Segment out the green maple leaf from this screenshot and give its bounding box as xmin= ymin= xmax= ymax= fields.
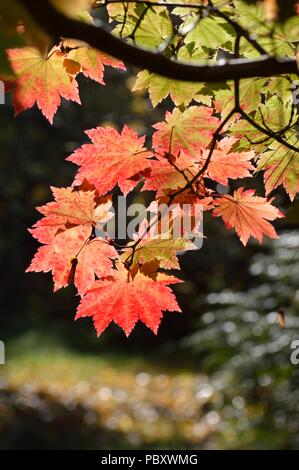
xmin=229 ymin=96 xmax=296 ymax=151
xmin=126 ymin=236 xmax=197 ymax=270
xmin=113 ymin=7 xmax=173 ymax=49
xmin=256 ymin=133 xmax=299 ymax=201
xmin=185 ymin=15 xmax=234 ymax=52
xmin=215 ymin=78 xmax=268 ymax=116
xmin=133 ymin=70 xmax=211 ymax=107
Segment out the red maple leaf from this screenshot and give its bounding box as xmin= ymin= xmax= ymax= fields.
xmin=36 ymin=186 xmax=102 ymax=225
xmin=29 ymin=186 xmax=109 ymax=246
xmin=142 ymin=152 xmax=193 ymax=193
xmin=213 ymin=187 xmax=284 ymax=245
xmin=7 ymin=47 xmax=80 ymax=123
xmin=76 ymin=264 xmax=182 ymax=336
xmin=66 ymin=46 xmax=125 ymax=83
xmin=27 ymin=224 xmax=117 ymax=295
xmin=7 ymin=42 xmax=125 ymax=123
xmin=27 ymin=187 xmax=116 ymax=294
xmin=67 ymin=125 xmax=154 ymax=195
xmin=200 ymin=137 xmax=255 ymax=185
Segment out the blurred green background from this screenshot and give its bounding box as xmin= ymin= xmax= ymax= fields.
xmin=0 ymin=67 xmax=299 ymax=449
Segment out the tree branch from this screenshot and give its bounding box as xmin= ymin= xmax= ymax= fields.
xmin=19 ymin=0 xmax=298 ymax=82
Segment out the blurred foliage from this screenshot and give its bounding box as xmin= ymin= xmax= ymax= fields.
xmin=180 ymin=231 xmax=299 ymax=449
xmin=0 ymin=334 xmax=218 ymax=449
xmin=244 ymin=0 xmax=297 ymax=21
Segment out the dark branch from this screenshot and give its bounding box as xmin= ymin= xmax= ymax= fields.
xmin=239 ymin=109 xmax=299 ymax=153
xmin=19 ymin=0 xmax=298 ymax=82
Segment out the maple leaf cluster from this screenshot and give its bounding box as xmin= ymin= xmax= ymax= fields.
xmin=27 ymin=119 xmax=284 ymax=337
xmin=1 ymin=0 xmax=296 ymax=337
xmin=27 ymin=187 xmax=118 ymax=296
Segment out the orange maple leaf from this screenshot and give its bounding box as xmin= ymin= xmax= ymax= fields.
xmin=142 ymin=152 xmax=193 ymax=193
xmin=27 ymin=187 xmax=116 ymax=294
xmin=7 ymin=44 xmax=125 ymax=122
xmin=29 ymin=186 xmax=110 ymax=246
xmin=66 ymin=46 xmax=125 ymax=83
xmin=36 ymin=186 xmax=101 ymax=225
xmin=67 ymin=125 xmax=154 ymax=195
xmin=213 ymin=187 xmax=284 ymax=245
xmin=27 ymin=224 xmax=117 ymax=295
xmin=7 ymin=47 xmax=80 ymax=123
xmin=200 ymin=137 xmax=255 ymax=185
xmin=76 ymin=265 xmax=182 ymax=336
